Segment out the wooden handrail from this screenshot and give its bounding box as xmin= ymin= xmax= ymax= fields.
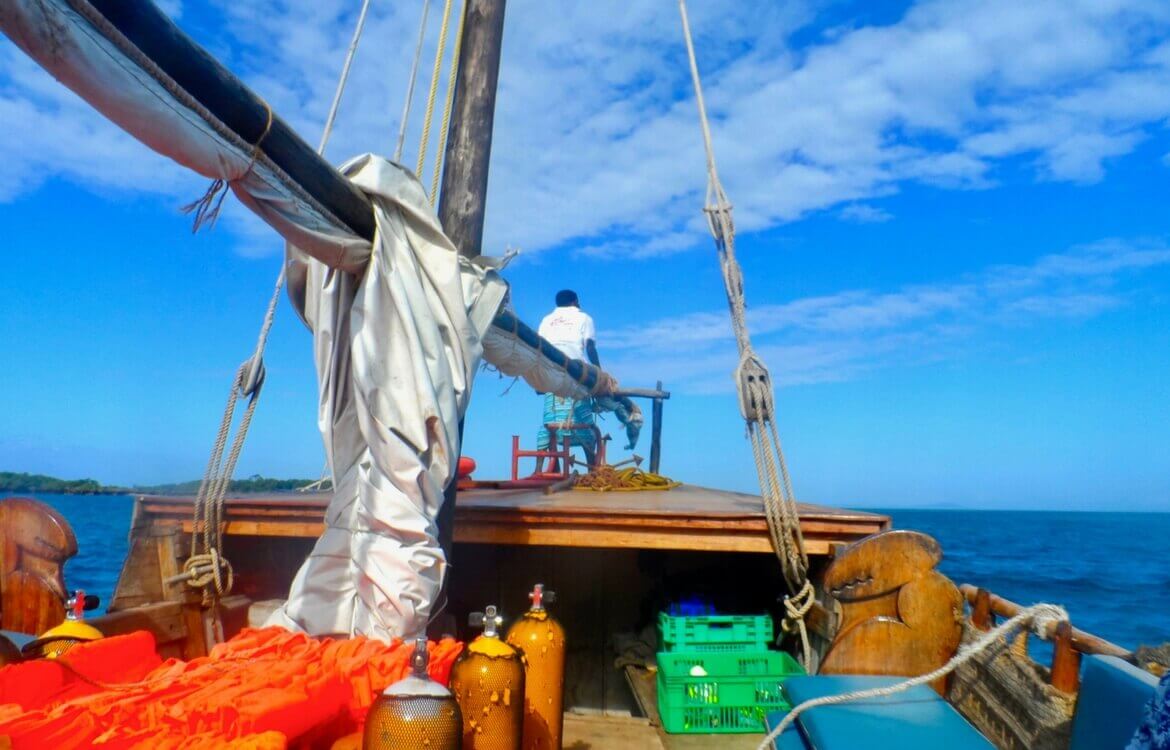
xmin=960 ymin=584 xmax=1130 ymax=658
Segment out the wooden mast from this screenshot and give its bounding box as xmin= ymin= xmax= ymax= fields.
xmin=437 ymin=0 xmax=508 ymax=258
xmin=432 ymin=0 xmax=507 ymax=617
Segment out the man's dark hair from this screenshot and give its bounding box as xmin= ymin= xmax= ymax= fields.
xmin=555 ymin=289 xmax=579 ymax=307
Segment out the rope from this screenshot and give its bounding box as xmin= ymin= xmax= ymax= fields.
xmin=177 ymin=0 xmax=374 ymax=627
xmin=318 ymin=0 xmax=373 ymax=154
xmin=396 ymin=0 xmax=433 ymax=162
xmin=181 ymin=102 xmax=274 ymax=232
xmin=416 ymin=0 xmax=456 ymax=178
xmin=756 ymin=603 xmax=1070 ymax=750
xmin=430 ymin=0 xmax=468 ymax=204
xmin=676 ymin=0 xmax=812 ymax=666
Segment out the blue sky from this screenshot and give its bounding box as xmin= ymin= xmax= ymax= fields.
xmin=1 ymin=0 xmax=1168 ymax=510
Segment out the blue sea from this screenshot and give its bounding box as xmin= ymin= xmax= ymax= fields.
xmin=5 ymin=494 xmax=1169 ymax=651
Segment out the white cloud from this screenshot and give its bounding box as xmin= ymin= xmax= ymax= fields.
xmin=1 ymin=0 xmax=1169 ymax=259
xmin=601 ymin=238 xmax=1170 ymax=390
xmin=839 ymin=204 xmax=892 ymax=223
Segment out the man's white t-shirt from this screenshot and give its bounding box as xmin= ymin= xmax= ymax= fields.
xmin=538 ymin=306 xmax=596 ymax=362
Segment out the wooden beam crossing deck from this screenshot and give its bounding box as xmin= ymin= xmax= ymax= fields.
xmin=139 ymin=485 xmax=888 ymax=555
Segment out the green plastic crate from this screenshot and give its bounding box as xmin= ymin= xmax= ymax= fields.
xmin=656 ymin=650 xmax=804 ymax=734
xmin=658 ymin=612 xmax=774 ymax=653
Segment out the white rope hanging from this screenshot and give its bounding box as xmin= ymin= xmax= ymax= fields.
xmin=182 ymin=0 xmax=375 ymax=631
xmin=677 ymin=0 xmax=815 ymax=669
xmin=395 ymin=0 xmax=433 ymax=162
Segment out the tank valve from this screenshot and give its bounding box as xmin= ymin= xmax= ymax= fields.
xmin=469 ymin=605 xmax=504 ymax=638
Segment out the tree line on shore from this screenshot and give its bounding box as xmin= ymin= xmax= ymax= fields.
xmin=0 ymin=471 xmax=316 ymax=495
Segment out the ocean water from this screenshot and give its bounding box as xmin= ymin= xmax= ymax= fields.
xmin=4 ymin=494 xmax=1167 ymax=651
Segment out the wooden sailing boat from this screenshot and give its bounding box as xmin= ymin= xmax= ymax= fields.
xmin=0 ymin=1 xmax=1163 ymax=748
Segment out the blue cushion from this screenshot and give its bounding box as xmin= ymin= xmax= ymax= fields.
xmin=0 ymin=630 xmax=34 ymax=650
xmin=1070 ymin=655 xmax=1159 ymax=750
xmin=766 ymin=675 xmax=993 ymax=749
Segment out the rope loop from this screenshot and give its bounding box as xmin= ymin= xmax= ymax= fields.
xmin=181 ymin=550 xmax=235 ymax=601
xmin=780 ymin=579 xmax=816 ymax=670
xmin=781 ymin=579 xmax=815 ymax=632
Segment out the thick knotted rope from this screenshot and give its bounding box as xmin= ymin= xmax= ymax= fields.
xmin=757 ymin=603 xmax=1070 ymax=750
xmin=677 ymin=0 xmax=812 ymax=667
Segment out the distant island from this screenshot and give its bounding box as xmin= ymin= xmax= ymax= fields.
xmin=0 ymin=471 xmax=317 ymax=496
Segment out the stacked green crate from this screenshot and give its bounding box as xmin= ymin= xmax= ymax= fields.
xmin=656 ymin=613 xmax=804 ymax=733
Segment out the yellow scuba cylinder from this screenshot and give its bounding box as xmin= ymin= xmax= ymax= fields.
xmin=363 ymin=637 xmax=462 ymax=750
xmin=22 ymin=590 xmax=103 ymax=659
xmin=505 ymin=584 xmax=565 ymax=750
xmin=450 ymin=605 xmax=526 ymax=750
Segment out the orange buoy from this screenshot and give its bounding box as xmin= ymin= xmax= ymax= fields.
xmin=363 ymin=637 xmax=462 ymax=750
xmin=506 ymin=584 xmax=565 ymax=750
xmin=450 ymin=605 xmax=526 ymax=750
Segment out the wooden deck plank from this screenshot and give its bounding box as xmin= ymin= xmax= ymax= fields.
xmin=138 ymin=485 xmax=888 ymax=554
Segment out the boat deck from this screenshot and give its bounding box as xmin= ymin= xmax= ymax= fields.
xmin=138 ymin=484 xmax=888 ymax=555
xmin=117 ymin=486 xmax=888 ymax=720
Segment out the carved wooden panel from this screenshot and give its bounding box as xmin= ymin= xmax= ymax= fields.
xmin=0 ymin=497 xmax=78 ymax=634
xmin=820 ymin=530 xmax=962 ymax=693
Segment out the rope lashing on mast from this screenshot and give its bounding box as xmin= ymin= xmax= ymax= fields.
xmin=175 ymin=0 xmax=375 ymax=627
xmin=676 ymin=0 xmax=815 ymax=669
xmin=755 ymin=603 xmax=1070 ymax=750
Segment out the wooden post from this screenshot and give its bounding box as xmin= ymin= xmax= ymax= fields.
xmin=971 ymin=587 xmax=993 ymax=631
xmin=437 ymin=0 xmax=507 ymax=258
xmin=1051 ymin=621 xmax=1081 ymax=693
xmin=650 ymin=381 xmax=664 ymax=474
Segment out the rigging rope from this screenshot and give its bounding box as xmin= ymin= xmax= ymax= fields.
xmin=416 ymin=0 xmax=456 ymax=180
xmin=396 ymin=0 xmax=433 ymax=162
xmin=677 ymin=0 xmax=814 ymax=669
xmin=430 ymin=0 xmax=467 ymax=204
xmin=178 ymin=0 xmax=374 ymax=632
xmin=755 ymin=604 xmax=1070 ymax=750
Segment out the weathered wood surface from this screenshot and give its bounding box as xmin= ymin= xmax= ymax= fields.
xmin=0 ymin=497 xmax=77 ymax=634
xmin=136 ymin=487 xmax=889 ymax=555
xmin=820 ymin=530 xmax=963 ymax=693
xmin=958 ymin=584 xmax=1130 ymax=658
xmin=562 ymin=713 xmax=664 ymax=750
xmin=438 ymin=0 xmax=507 ymax=258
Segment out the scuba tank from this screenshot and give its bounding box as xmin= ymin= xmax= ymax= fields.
xmin=505 ymin=584 xmax=565 ymax=750
xmin=363 ymin=637 xmax=462 ymax=750
xmin=22 ymin=590 xmax=103 ymax=659
xmin=450 ymin=605 xmax=526 ymax=750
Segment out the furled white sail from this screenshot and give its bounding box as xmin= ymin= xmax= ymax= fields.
xmin=269 ymin=155 xmax=505 ymax=639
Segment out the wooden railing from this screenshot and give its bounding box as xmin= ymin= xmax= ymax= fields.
xmin=960 ymin=583 xmax=1131 ymax=693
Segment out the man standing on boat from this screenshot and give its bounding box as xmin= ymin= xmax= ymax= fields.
xmin=536 ymin=290 xmax=601 ymax=468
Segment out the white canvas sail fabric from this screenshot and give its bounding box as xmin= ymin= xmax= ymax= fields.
xmin=269 ymin=155 xmax=506 ymax=640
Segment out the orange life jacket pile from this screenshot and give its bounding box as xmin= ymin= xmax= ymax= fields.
xmin=0 ymin=626 xmax=462 ymax=749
